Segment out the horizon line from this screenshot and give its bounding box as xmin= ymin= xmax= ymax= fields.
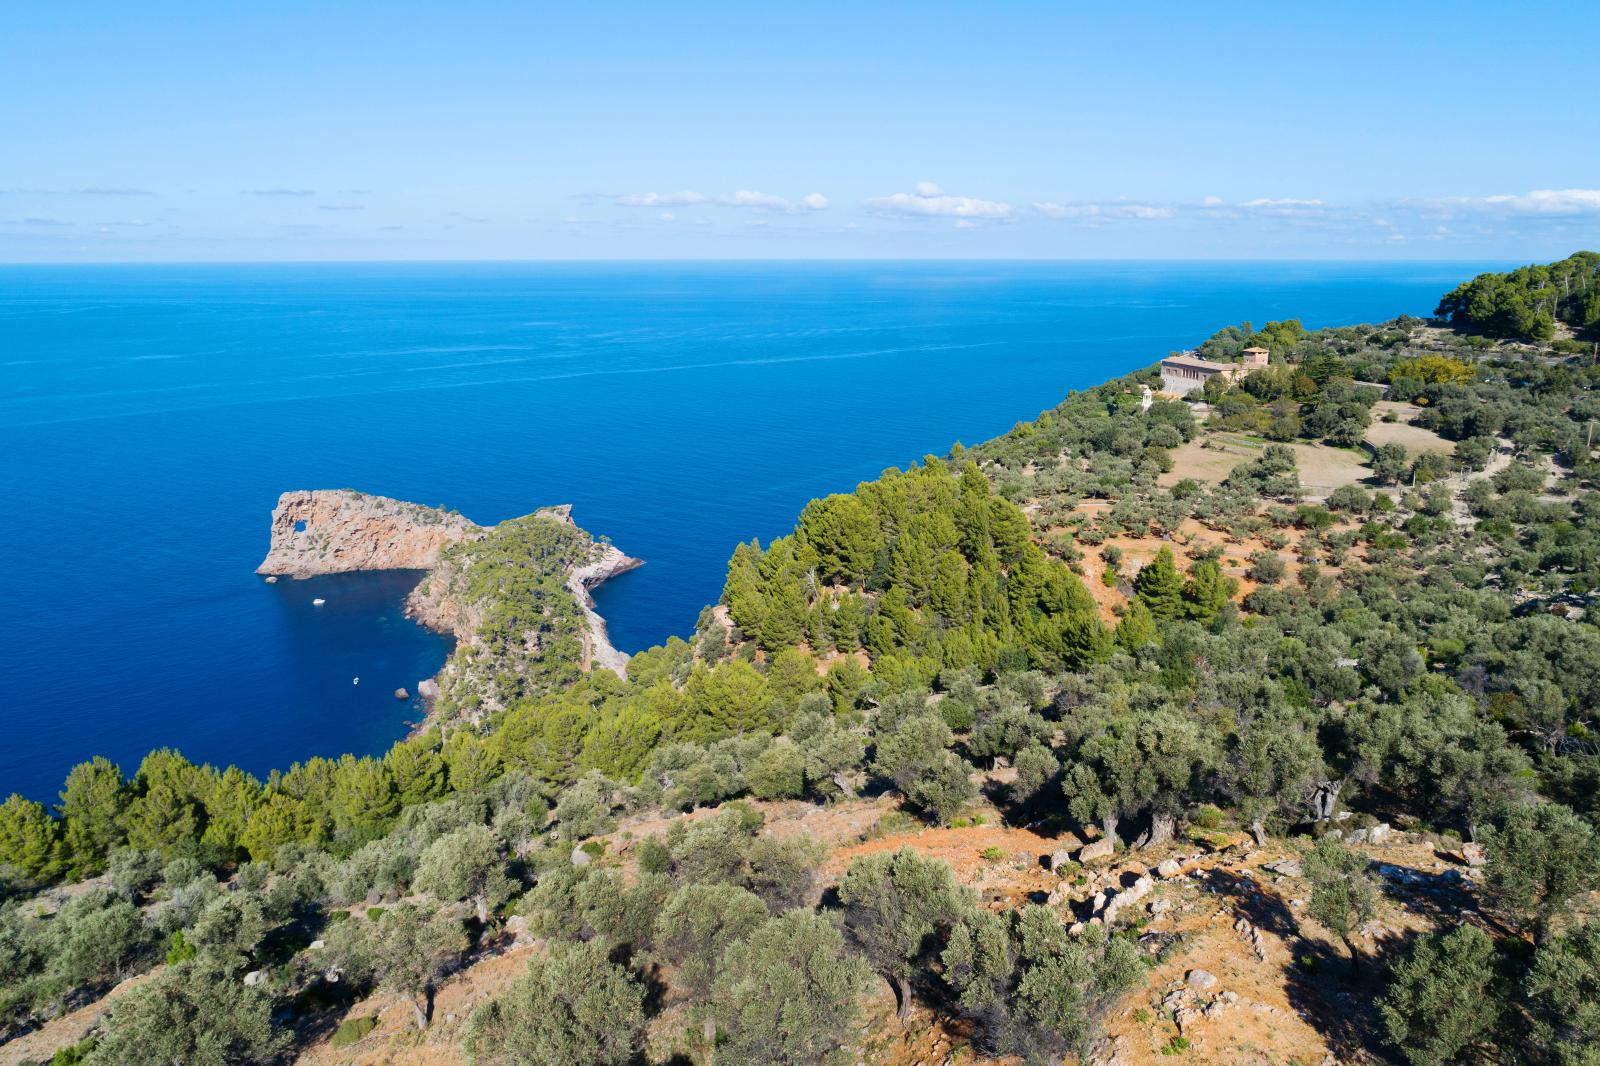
xmin=0 ymin=254 xmax=1535 ymax=267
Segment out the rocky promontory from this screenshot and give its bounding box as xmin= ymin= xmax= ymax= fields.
xmin=258 ymin=491 xmax=640 ymax=721
xmin=257 ymin=490 xmax=481 ymax=578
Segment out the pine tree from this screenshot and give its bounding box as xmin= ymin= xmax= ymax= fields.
xmin=386 ymin=735 xmax=448 ymax=807
xmin=1133 ymin=547 xmax=1185 ymax=620
xmin=685 ymin=661 xmax=774 ymax=739
xmin=59 ymin=755 xmax=127 ymax=873
xmin=1115 ymin=599 xmax=1160 ymax=650
xmin=0 ymin=793 xmax=61 ymax=879
xmin=199 ymin=765 xmax=261 ymax=859
xmin=1182 ymin=558 xmax=1237 ymax=622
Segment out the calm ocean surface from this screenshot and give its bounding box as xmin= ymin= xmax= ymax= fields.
xmin=0 ymin=261 xmax=1496 ymax=800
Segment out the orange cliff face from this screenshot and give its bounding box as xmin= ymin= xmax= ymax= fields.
xmin=255 ymin=489 xmax=483 ymax=578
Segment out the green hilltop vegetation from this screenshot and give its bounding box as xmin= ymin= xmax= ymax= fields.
xmin=5 ymin=254 xmax=1600 ymax=1064
xmin=1436 ymin=250 xmax=1600 ymax=344
xmin=421 ymin=511 xmax=602 ymax=717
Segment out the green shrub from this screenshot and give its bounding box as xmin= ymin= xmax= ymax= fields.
xmin=329 ymin=1015 xmax=378 ymax=1049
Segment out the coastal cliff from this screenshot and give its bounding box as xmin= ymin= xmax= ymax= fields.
xmin=258 ymin=491 xmax=639 ymax=720
xmin=257 ymin=489 xmax=481 ymax=577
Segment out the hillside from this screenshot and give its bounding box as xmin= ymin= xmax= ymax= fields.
xmin=6 ymin=255 xmax=1600 ymax=1066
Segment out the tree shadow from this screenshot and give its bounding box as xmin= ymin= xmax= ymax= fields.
xmin=1366 ymin=859 xmax=1474 ymax=931
xmin=1197 ymin=866 xmax=1407 ymax=1065
xmin=284 ymin=973 xmax=366 ymax=1049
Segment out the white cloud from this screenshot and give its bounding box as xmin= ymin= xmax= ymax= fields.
xmin=615 ymin=191 xmax=706 ymax=207
xmin=1461 ymin=188 xmax=1600 ymax=215
xmin=658 ymin=212 xmax=676 ymax=222
xmin=867 ymin=185 xmax=1013 ymax=220
xmin=718 ymin=189 xmax=829 ymax=213
xmin=953 ymin=219 xmax=977 ymax=229
xmin=1034 ymin=202 xmax=1097 ymax=220
xmin=1201 ymin=195 xmax=1226 ymax=207
xmin=1240 ymin=197 xmax=1325 ymax=208
xmin=1233 ymin=197 xmax=1330 ymax=218
xmin=1034 ymin=201 xmax=1175 ymax=221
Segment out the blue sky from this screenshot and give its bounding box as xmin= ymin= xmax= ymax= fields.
xmin=2 ymin=2 xmax=1596 ymax=261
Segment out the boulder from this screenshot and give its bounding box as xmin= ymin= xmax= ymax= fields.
xmin=1263 ymin=859 xmax=1303 ymax=878
xmin=308 ymin=939 xmax=326 ymax=950
xmin=571 ymin=845 xmax=592 ymax=867
xmin=417 ymin=678 xmax=441 ymax=701
xmin=394 ymin=687 xmax=410 ymax=700
xmin=1101 ymin=875 xmax=1153 ymax=925
xmin=1157 ymin=858 xmax=1182 ymax=878
xmin=1186 ymin=969 xmax=1218 ymax=991
xmin=1078 ymin=837 xmax=1116 ymax=864
xmin=1149 ymin=899 xmax=1173 ymax=916
xmin=1049 ymin=848 xmax=1074 ymax=871
xmin=243 ymin=970 xmax=266 ymax=987
xmin=1369 ymin=822 xmax=1392 ymax=845
xmin=1461 ymin=842 xmax=1487 ymax=867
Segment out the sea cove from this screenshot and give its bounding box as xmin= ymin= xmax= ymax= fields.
xmin=0 ymin=261 xmax=1495 ymax=799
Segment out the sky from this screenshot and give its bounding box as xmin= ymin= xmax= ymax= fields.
xmin=2 ymin=1 xmax=1597 ymax=262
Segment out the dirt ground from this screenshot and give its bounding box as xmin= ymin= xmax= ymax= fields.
xmin=1059 ymin=506 xmax=1356 ymax=626
xmin=6 ymin=795 xmax=1472 ymax=1066
xmin=276 ymin=787 xmax=1471 ymax=1066
xmin=1364 ymin=402 xmax=1454 ymax=456
xmin=0 ymin=967 xmax=163 ymax=1066
xmin=1158 ymin=434 xmax=1372 ymax=500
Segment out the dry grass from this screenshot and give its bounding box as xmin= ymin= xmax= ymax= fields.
xmin=1158 ymin=434 xmax=1372 ymax=500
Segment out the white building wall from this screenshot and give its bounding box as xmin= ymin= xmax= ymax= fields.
xmin=1160 ymin=368 xmax=1209 ymax=395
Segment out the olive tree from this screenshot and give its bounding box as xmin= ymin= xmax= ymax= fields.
xmin=837 ymin=848 xmax=969 ymax=1020
xmin=655 ymin=882 xmax=769 ymax=1063
xmin=328 ymin=901 xmax=468 ymax=1030
xmin=1378 ymin=924 xmax=1504 ymax=1066
xmin=464 ymin=939 xmax=645 ymax=1066
xmin=710 ymin=910 xmax=871 ymax=1066
xmin=1482 ymin=802 xmax=1600 ymax=945
xmin=86 ymin=960 xmax=286 ymax=1066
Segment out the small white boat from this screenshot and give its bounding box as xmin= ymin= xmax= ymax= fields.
xmin=312 ymin=598 xmax=326 ymax=606
xmin=352 ymin=677 xmax=360 ymax=685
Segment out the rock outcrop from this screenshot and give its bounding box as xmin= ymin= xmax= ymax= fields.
xmin=257 ymin=490 xmax=481 ymax=577
xmin=568 ymin=539 xmax=644 ymax=676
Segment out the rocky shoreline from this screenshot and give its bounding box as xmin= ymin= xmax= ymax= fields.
xmin=566 ymin=540 xmax=644 ymax=676
xmin=257 ymin=490 xmax=641 ymax=714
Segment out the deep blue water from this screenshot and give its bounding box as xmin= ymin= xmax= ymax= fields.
xmin=0 ymin=261 xmax=1499 ymax=801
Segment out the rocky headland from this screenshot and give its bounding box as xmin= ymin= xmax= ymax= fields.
xmin=258 ymin=490 xmax=640 ymax=721
xmin=256 ymin=489 xmax=482 ymax=577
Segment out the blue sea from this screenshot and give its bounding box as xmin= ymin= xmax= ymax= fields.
xmin=0 ymin=261 xmax=1497 ymax=801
